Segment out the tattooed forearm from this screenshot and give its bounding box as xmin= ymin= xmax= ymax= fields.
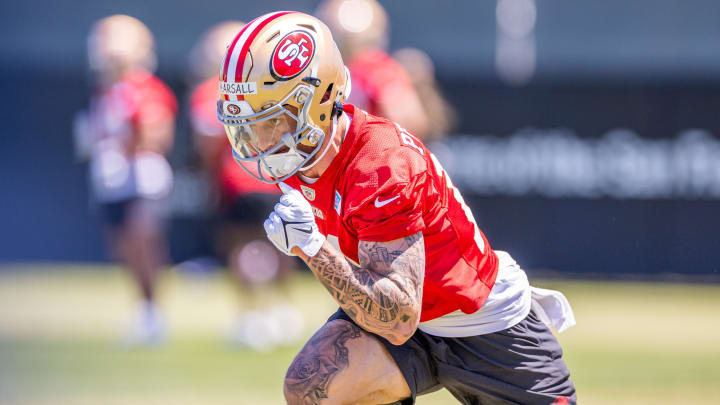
xmin=284 ymin=321 xmax=362 ymax=404
xmin=304 ymin=232 xmax=425 ymax=345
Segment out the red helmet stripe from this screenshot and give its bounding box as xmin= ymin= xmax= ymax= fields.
xmin=221 ymin=17 xmax=258 ymax=82
xmin=233 ymin=11 xmax=295 ymax=83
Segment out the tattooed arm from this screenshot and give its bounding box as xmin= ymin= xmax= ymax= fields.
xmin=295 ymin=232 xmax=425 ymax=345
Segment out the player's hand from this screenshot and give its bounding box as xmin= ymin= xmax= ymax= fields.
xmin=264 ymin=182 xmax=325 ymax=257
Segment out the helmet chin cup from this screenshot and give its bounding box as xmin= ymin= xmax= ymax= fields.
xmin=261 ymin=150 xmax=305 ymax=178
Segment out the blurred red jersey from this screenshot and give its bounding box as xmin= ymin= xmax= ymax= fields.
xmin=346 ymin=48 xmax=415 ymax=116
xmin=189 ymin=77 xmax=279 ymax=198
xmin=87 ymin=69 xmax=177 ymax=202
xmin=283 ymin=105 xmax=498 ymax=322
xmin=92 ymin=69 xmax=177 ymax=144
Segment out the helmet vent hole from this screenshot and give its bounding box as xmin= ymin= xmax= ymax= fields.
xmin=266 ymin=31 xmax=281 ymax=42
xmin=297 ymin=24 xmax=317 ymax=33
xmin=320 ymin=83 xmax=334 ymax=104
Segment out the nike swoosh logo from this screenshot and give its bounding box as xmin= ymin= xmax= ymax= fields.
xmin=282 ymin=219 xmax=314 ymax=235
xmin=290 ymin=226 xmax=313 ymax=234
xmin=374 ymin=195 xmax=400 ymax=208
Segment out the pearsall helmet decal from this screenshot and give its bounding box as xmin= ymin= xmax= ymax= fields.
xmin=270 ymin=30 xmax=315 ymax=81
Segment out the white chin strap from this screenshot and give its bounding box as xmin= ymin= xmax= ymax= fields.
xmin=299 ymin=112 xmax=340 ymax=172
xmin=343 ymin=66 xmax=352 ymax=99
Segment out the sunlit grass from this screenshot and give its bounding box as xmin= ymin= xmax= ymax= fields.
xmin=1 ymin=265 xmax=719 ymax=404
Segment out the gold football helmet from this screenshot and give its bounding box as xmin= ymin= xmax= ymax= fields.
xmin=217 ymin=11 xmax=351 ymax=184
xmin=88 ymin=15 xmax=157 ymax=83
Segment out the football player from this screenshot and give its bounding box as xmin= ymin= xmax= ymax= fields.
xmin=216 ymin=11 xmax=577 ymax=404
xmin=74 ymin=15 xmax=177 ymax=345
xmin=187 ymin=21 xmax=302 ymax=349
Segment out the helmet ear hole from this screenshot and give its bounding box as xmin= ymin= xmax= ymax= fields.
xmin=320 ymin=83 xmax=334 ymax=104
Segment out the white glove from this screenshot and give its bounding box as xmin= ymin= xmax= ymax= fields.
xmin=264 ymin=182 xmax=325 ymax=257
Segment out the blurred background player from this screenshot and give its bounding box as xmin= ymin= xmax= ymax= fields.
xmin=391 ymin=47 xmax=459 ymax=144
xmin=186 ymin=21 xmax=303 ymax=350
xmin=392 ymin=46 xmax=460 ymax=168
xmin=317 ymin=0 xmax=459 ymax=169
xmin=73 ymin=15 xmax=177 ymax=345
xmin=315 ymin=0 xmax=431 ymax=140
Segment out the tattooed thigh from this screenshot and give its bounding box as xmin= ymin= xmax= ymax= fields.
xmin=284 ymin=319 xmax=410 ymax=405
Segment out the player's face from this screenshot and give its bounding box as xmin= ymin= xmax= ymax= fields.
xmin=225 ymin=105 xmax=299 ymax=158
xmin=251 ymin=113 xmax=297 ymax=152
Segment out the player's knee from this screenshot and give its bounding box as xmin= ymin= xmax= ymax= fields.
xmin=282 ymin=349 xmax=344 ymax=405
xmin=282 ymin=376 xmax=298 ymax=405
xmin=283 ymin=347 xmax=312 ymax=404
xmin=283 ymin=321 xmax=362 ymax=404
xmin=283 ymin=362 xmax=336 ymax=405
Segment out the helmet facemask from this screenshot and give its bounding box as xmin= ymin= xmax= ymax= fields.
xmin=219 ymin=83 xmax=327 ymax=184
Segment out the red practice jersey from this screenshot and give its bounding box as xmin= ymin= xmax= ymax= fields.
xmin=346 ymin=48 xmax=415 ymax=117
xmin=91 ymin=69 xmax=177 ymax=145
xmin=284 ymin=105 xmax=499 ymax=322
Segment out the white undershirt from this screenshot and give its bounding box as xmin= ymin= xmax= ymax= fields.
xmin=418 ymin=251 xmax=533 ymax=337
xmin=298 ymin=173 xmax=318 ymax=184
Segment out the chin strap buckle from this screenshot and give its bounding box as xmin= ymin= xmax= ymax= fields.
xmin=332 ymin=101 xmax=343 ymax=118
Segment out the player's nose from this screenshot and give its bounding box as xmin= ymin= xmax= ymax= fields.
xmin=256 ymin=131 xmax=279 ymax=152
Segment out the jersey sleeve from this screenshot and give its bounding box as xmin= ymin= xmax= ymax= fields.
xmin=346 ymin=146 xmax=428 ymax=242
xmin=189 ymin=79 xmax=224 ymax=137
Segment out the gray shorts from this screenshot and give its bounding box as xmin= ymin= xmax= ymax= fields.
xmin=327 ymin=308 xmax=576 ymax=405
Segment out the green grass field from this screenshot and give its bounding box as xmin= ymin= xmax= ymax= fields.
xmin=1 ymin=265 xmax=719 ymax=404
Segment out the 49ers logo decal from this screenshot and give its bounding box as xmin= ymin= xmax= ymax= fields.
xmin=270 ymin=30 xmax=315 ymax=80
xmin=226 ymin=104 xmax=241 ymax=115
